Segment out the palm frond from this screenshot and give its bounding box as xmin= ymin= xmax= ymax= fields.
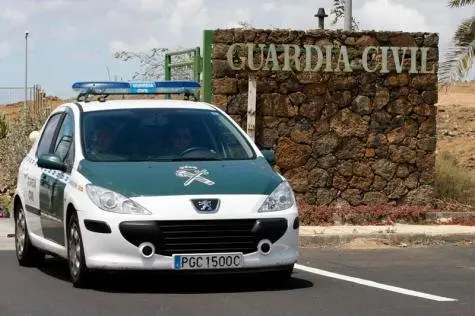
xmin=449 ymin=0 xmax=475 ymax=8
xmin=439 ymin=16 xmax=475 ymax=84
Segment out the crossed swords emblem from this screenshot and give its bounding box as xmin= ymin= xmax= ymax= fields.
xmin=175 ymin=166 xmax=215 ymax=186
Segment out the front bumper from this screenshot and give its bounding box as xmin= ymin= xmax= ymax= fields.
xmin=79 ymin=210 xmax=299 ymax=271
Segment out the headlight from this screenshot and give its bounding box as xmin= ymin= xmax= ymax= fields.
xmin=86 ymin=184 xmax=152 ymax=215
xmin=258 ymin=181 xmax=295 ymax=212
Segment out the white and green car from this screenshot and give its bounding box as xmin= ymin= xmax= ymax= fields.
xmin=13 ymin=81 xmax=299 ymax=287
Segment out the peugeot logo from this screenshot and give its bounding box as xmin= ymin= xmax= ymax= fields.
xmin=191 ymin=199 xmax=220 ymax=213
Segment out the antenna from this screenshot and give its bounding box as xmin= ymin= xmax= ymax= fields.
xmin=106 ymin=66 xmax=111 ymax=80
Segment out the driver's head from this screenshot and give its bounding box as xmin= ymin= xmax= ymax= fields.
xmin=171 ymin=126 xmax=191 ymax=152
xmin=94 ymin=123 xmax=114 ymax=152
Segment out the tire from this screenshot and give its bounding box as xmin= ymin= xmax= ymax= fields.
xmin=265 ymin=264 xmax=294 ymax=283
xmin=15 ymin=204 xmax=45 ymax=267
xmin=67 ymin=212 xmax=91 ymax=288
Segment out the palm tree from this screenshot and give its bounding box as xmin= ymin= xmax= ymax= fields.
xmin=439 ymin=0 xmax=475 ymax=84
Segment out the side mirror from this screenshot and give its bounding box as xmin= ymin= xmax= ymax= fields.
xmin=261 ymin=149 xmax=276 ymax=165
xmin=29 ymin=131 xmax=40 ymax=144
xmin=37 ymin=154 xmax=66 ymax=171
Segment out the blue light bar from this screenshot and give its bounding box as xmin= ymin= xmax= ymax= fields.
xmin=72 ymin=80 xmax=201 ymax=96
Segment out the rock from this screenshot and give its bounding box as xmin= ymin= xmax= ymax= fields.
xmin=414 ymin=104 xmax=437 ymax=118
xmin=212 ymin=95 xmax=228 ymax=111
xmin=243 ymin=29 xmax=257 ymax=42
xmin=335 ymin=138 xmax=365 ymax=160
xmin=333 ymin=174 xmax=349 ymax=191
xmin=331 ymin=109 xmax=368 ymax=137
xmin=405 ymin=174 xmax=419 ymax=189
xmin=370 ymin=111 xmax=392 ymax=133
xmin=419 ymin=119 xmax=436 ymax=135
xmin=300 ymin=100 xmax=325 ymax=120
xmin=350 ymin=176 xmax=373 ymax=191
xmin=332 ymin=76 xmax=357 ymax=90
xmin=311 ymin=133 xmax=340 ymax=157
xmin=212 ymin=44 xmax=230 ymax=59
xmin=308 ymin=168 xmax=330 ymax=188
xmin=260 ymin=93 xmax=287 ymax=116
xmin=423 ymin=33 xmax=439 ymax=47
xmin=342 ymin=189 xmax=363 ymax=206
xmin=303 ymin=83 xmax=327 ymax=96
xmin=213 ymin=60 xmax=234 ymax=77
xmin=408 ymin=93 xmax=424 ymax=106
xmin=417 ymin=137 xmax=436 ymax=152
xmin=387 ymin=127 xmax=406 ymax=144
xmin=284 ymin=168 xmax=309 ymax=193
xmin=275 ymin=98 xmax=298 ymax=117
xmin=213 ymin=78 xmax=237 ymax=94
xmin=351 ymin=95 xmax=372 ymax=115
xmin=276 ymin=138 xmax=312 ymax=170
xmin=405 ymin=185 xmax=435 ymax=206
xmin=260 ymin=128 xmax=279 ymax=148
xmin=374 ymin=88 xmax=390 ymax=109
xmin=290 ymin=121 xmax=314 ymax=144
xmin=332 ymin=91 xmax=353 ymax=108
xmin=396 ymin=165 xmax=410 ymax=178
xmin=389 ymin=145 xmax=417 ymax=164
xmin=385 ymin=178 xmax=408 ymax=199
xmin=289 ymin=92 xmax=306 ymax=106
xmin=388 ymin=98 xmax=412 ymax=115
xmin=372 ymin=176 xmax=387 ymax=191
xmin=411 ymin=75 xmax=437 ymax=89
xmin=227 ymin=94 xmax=247 ymax=114
xmin=316 ymin=188 xmax=337 ymax=205
xmin=422 ymin=90 xmax=438 ymax=104
xmin=367 ymin=133 xmax=388 ymax=148
xmin=353 ymin=162 xmax=374 ymax=178
xmin=338 ymin=160 xmax=353 ymax=177
xmin=363 ymin=192 xmax=388 ymax=205
xmin=356 ymin=35 xmax=380 ymax=47
xmin=316 ymin=155 xmax=338 ymax=169
xmin=372 ymin=159 xmax=397 ymax=181
xmin=387 ymin=74 xmax=409 ymax=87
xmin=213 ymin=30 xmax=234 ymax=43
xmin=390 ymin=34 xmax=417 ymax=47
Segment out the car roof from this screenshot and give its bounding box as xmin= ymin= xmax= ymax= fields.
xmin=72 ymin=99 xmax=218 ymax=112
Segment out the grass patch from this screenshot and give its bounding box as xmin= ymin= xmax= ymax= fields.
xmin=434 ymin=151 xmax=475 ymax=207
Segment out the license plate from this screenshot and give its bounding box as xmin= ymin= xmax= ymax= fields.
xmin=173 ymin=253 xmax=243 ymax=270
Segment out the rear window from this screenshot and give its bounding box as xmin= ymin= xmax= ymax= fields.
xmin=81 ymin=108 xmax=256 ymax=162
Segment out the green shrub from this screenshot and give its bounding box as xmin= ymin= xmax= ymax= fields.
xmin=0 ymin=112 xmax=7 ymax=139
xmin=434 ymin=151 xmax=475 ymax=206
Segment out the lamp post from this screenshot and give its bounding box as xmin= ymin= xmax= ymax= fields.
xmin=344 ymin=0 xmax=353 ymax=31
xmin=314 ymin=8 xmax=328 ymax=30
xmin=24 ymin=30 xmax=29 ymax=110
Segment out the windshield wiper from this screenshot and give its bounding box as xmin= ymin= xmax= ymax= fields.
xmin=171 ymin=157 xmax=223 ymax=161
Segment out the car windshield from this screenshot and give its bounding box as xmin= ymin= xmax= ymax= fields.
xmin=81 ymin=108 xmax=256 ymax=162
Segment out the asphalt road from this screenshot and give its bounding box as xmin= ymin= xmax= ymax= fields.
xmin=0 ymin=245 xmax=474 ymax=316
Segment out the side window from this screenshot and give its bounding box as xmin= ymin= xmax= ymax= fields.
xmin=36 ymin=114 xmax=63 ymax=157
xmin=54 ymin=113 xmax=75 ymax=169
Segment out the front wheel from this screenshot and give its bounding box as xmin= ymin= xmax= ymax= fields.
xmin=15 ymin=204 xmax=44 ymax=267
xmin=67 ymin=212 xmax=91 ymax=288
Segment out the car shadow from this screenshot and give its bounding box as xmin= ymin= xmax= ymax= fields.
xmin=37 ymin=256 xmax=314 ymax=294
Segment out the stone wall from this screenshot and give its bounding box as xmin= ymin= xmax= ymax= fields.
xmin=211 ymin=29 xmax=438 ymax=206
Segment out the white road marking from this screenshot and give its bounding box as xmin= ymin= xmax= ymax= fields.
xmin=294 ymin=264 xmax=458 ymax=302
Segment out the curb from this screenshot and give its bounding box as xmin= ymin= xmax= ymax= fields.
xmin=299 ymin=233 xmax=475 ymax=248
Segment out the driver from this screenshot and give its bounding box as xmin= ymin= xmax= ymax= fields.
xmin=170 ymin=125 xmax=192 ymax=155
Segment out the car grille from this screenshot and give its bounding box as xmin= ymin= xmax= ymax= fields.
xmin=119 ymin=219 xmax=288 ymax=256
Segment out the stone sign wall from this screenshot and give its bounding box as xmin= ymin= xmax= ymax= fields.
xmin=211 ymin=29 xmax=438 ymax=206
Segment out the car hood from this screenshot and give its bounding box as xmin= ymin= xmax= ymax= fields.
xmin=77 ymin=158 xmax=283 ymax=197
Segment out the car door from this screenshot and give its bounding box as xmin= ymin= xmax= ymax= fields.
xmin=26 ymin=112 xmax=64 ymax=237
xmin=40 ymin=110 xmax=75 ymax=246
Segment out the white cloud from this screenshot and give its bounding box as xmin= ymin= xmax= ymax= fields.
xmin=109 ymin=36 xmax=161 ymax=53
xmin=0 ymin=41 xmax=11 ymax=59
xmin=52 ymin=25 xmax=76 ymax=40
xmin=1 ymin=8 xmax=27 ymax=26
xmin=355 ymin=0 xmax=430 ymax=32
xmin=262 ymin=2 xmax=276 ymax=12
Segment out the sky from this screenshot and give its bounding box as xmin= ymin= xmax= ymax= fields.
xmin=0 ymin=0 xmax=474 ymax=101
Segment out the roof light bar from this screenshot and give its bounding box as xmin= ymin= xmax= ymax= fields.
xmin=72 ymin=80 xmax=201 ymax=101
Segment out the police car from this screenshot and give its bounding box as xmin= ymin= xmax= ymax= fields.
xmin=13 ymin=80 xmax=299 ymax=287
